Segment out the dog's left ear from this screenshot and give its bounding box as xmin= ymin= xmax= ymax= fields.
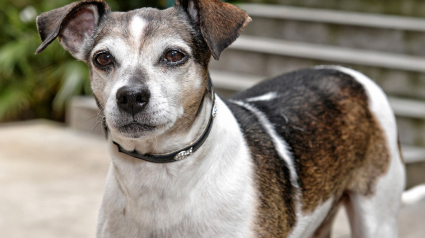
xmin=175 ymin=0 xmax=251 ymax=60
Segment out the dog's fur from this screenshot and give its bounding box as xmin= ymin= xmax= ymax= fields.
xmin=36 ymin=0 xmax=406 ymax=237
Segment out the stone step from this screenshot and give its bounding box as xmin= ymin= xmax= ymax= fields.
xmin=388 ymin=98 xmax=425 ymax=148
xmin=240 ymin=4 xmax=425 ymax=31
xmin=209 ymin=70 xmax=263 ymax=98
xmin=403 ymin=146 xmax=425 ymax=189
xmin=67 ymin=96 xmax=104 ymax=137
xmin=215 ymin=35 xmax=425 ymax=73
xmin=209 ymin=36 xmax=425 ymax=100
xmin=238 ymin=4 xmax=425 ymax=56
xmin=240 ymin=0 xmax=425 ymax=18
xmin=388 ymin=97 xmax=425 ymax=119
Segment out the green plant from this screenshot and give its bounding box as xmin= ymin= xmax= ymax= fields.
xmin=0 ymin=0 xmax=90 ymax=121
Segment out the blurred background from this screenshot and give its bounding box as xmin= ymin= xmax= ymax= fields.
xmin=0 ymin=0 xmax=166 ymax=123
xmin=1 ymin=0 xmax=425 ymax=237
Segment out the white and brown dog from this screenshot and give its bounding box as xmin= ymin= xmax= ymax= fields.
xmin=35 ymin=0 xmax=405 ymax=237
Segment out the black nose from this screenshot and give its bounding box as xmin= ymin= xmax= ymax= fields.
xmin=116 ymin=86 xmax=151 ymax=116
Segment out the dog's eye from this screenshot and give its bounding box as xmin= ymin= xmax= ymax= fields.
xmin=96 ymin=53 xmax=113 ymax=66
xmin=165 ymin=50 xmax=184 ymax=62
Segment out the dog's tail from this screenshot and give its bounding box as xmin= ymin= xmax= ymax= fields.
xmin=402 ymin=184 xmax=425 ymax=205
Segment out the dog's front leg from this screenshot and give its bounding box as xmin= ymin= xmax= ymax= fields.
xmin=97 ymin=165 xmax=137 ymax=237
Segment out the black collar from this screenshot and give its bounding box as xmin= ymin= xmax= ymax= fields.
xmin=113 ymin=88 xmax=217 ymax=163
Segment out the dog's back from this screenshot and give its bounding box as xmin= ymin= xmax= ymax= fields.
xmin=227 ymin=66 xmax=405 ymax=237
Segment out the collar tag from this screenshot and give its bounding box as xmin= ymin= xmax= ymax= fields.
xmin=212 ymin=104 xmax=218 ymax=118
xmin=174 ymin=147 xmax=193 ymax=161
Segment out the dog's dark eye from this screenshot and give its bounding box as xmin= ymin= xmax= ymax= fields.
xmin=165 ymin=50 xmax=184 ymax=62
xmin=96 ymin=53 xmax=113 ymax=66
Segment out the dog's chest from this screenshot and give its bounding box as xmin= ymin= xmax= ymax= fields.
xmin=99 ymin=99 xmax=257 ymax=237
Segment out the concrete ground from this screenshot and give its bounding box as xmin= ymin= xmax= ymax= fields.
xmin=0 ymin=120 xmax=109 ymax=238
xmin=0 ymin=120 xmax=423 ymax=237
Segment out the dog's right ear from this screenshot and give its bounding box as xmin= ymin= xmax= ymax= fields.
xmin=35 ymin=0 xmax=110 ymax=60
xmin=175 ymin=0 xmax=251 ymax=60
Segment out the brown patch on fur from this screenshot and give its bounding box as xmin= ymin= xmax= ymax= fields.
xmin=289 ymin=72 xmax=391 ymax=211
xmin=299 ymin=92 xmax=389 ymax=210
xmin=345 ymin=119 xmax=391 ymax=197
xmin=230 ymin=68 xmax=391 ymax=219
xmin=227 ymin=102 xmax=297 ymax=238
xmin=167 ymin=71 xmax=209 ymax=136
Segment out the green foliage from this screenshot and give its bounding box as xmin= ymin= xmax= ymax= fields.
xmin=0 ymin=0 xmax=88 ymax=121
xmin=0 ymin=0 xmax=166 ymax=122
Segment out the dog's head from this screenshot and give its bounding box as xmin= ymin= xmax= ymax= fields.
xmin=36 ymin=0 xmax=250 ymax=140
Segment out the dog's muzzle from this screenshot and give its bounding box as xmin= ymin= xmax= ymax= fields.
xmin=116 ymin=85 xmax=151 ymax=116
xmin=113 ymin=87 xmax=217 ymax=163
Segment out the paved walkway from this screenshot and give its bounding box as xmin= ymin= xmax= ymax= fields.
xmin=0 ymin=120 xmax=109 ymax=238
xmin=0 ymin=120 xmax=423 ymax=237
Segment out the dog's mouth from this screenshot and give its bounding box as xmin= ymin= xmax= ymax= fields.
xmin=117 ymin=121 xmax=156 ymax=137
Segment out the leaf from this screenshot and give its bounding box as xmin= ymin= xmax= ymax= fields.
xmin=52 ymin=61 xmax=89 ymax=113
xmin=0 ymin=41 xmax=28 ymax=78
xmin=0 ymin=84 xmax=31 ymax=119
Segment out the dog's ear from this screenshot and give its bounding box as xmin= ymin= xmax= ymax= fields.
xmin=175 ymin=0 xmax=251 ymax=60
xmin=35 ymin=0 xmax=110 ymax=60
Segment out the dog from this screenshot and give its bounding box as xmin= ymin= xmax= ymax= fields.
xmin=35 ymin=0 xmax=406 ymax=237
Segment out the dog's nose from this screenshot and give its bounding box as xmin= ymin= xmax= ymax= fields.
xmin=116 ymin=86 xmax=151 ymax=115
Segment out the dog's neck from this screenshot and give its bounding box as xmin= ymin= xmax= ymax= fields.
xmin=109 ymin=90 xmax=213 ymax=157
xmin=104 ymin=94 xmax=256 ymax=235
